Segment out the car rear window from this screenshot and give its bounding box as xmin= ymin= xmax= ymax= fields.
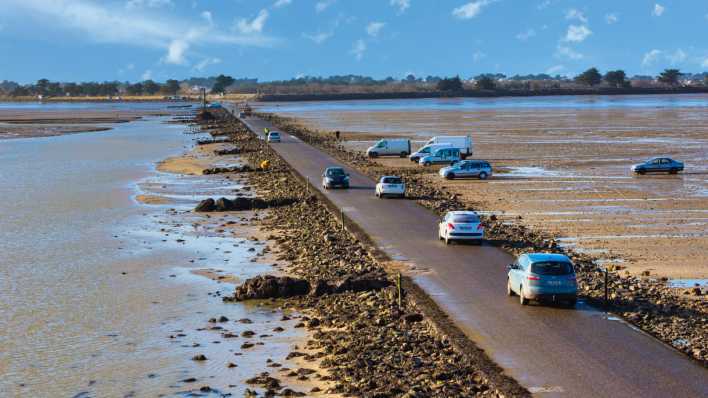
xmin=452 ymin=214 xmax=480 ymax=223
xmin=531 ymin=262 xmax=574 ymax=275
xmin=382 ymin=177 xmax=402 ymax=184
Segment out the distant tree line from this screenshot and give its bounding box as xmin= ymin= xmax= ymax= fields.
xmin=1 ymin=69 xmax=706 ymax=98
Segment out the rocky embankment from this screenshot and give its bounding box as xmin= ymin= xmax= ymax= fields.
xmin=255 ymin=112 xmax=708 ymax=366
xmin=189 ymin=108 xmax=527 ymax=397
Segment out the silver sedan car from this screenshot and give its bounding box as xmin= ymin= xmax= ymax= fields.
xmin=507 ymin=253 xmax=577 ymax=307
xmin=439 ymin=160 xmax=492 ymax=180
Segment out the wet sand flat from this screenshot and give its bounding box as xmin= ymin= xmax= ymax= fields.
xmin=269 ymin=98 xmax=708 ymax=279
xmin=0 ymin=107 xmax=174 ymax=139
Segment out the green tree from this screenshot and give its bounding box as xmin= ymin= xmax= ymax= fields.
xmin=126 ymin=83 xmax=144 ymax=95
xmin=143 ymin=80 xmax=160 ymax=95
xmin=161 ymin=79 xmax=180 ymax=95
xmin=657 ymin=69 xmax=682 ymax=86
xmin=211 ymin=74 xmax=235 ymax=93
xmin=574 ymin=67 xmax=602 ymax=86
xmin=475 ymin=76 xmax=496 ymax=90
xmin=436 ymin=76 xmax=463 ymax=91
xmin=603 ymin=70 xmax=627 ymax=88
xmin=35 ymin=78 xmax=50 ymax=95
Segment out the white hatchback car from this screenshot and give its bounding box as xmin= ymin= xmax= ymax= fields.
xmin=375 ymin=176 xmax=405 ymax=198
xmin=438 ymin=211 xmax=484 ymax=244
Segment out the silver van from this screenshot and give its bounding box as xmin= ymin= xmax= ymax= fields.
xmin=418 ymin=147 xmax=461 ymax=166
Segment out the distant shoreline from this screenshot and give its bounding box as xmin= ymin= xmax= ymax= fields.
xmin=1 ymin=87 xmax=706 ymax=104
xmin=256 ymin=86 xmax=708 ymax=102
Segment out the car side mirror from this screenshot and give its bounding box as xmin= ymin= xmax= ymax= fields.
xmin=506 ymin=263 xmax=517 ymax=270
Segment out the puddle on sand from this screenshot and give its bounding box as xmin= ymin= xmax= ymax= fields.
xmin=667 ymin=279 xmax=708 ymax=288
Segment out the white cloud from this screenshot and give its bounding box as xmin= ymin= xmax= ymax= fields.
xmin=452 ymin=0 xmax=496 ymax=20
xmin=201 ymin=11 xmax=213 ymax=25
xmin=303 ymin=31 xmax=333 ymax=44
xmin=126 ymin=0 xmax=172 ymax=9
xmin=193 ymin=57 xmax=222 ymax=72
xmin=390 ymin=0 xmax=410 ymax=13
xmin=668 ymin=48 xmax=687 ymax=65
xmin=642 ymin=49 xmax=662 ymax=67
xmin=366 ymin=22 xmax=385 ymax=37
xmin=472 ymin=51 xmax=486 ymax=62
xmin=350 ymin=39 xmax=366 ymax=60
xmin=4 ymin=0 xmax=276 ymax=67
xmin=141 ymin=70 xmax=153 ymax=80
xmin=315 ymin=0 xmax=335 ymax=13
xmin=564 ymin=24 xmax=591 ymax=42
xmin=546 ymin=65 xmax=565 ymax=75
xmin=165 ymin=39 xmax=188 ymax=64
xmin=537 ymin=0 xmax=552 ymax=10
xmin=653 ymin=4 xmax=665 ymax=17
xmin=702 ymin=58 xmax=708 ymax=68
xmin=516 ymin=28 xmax=536 ymax=41
xmin=556 ymin=45 xmax=583 ymax=60
xmin=273 ymin=0 xmax=292 ymax=8
xmin=235 ymin=9 xmax=269 ymax=34
xmin=605 ymin=13 xmax=618 ymax=24
xmin=565 ymin=9 xmax=588 ymax=23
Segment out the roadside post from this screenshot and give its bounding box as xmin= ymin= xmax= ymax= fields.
xmin=340 ymin=208 xmax=344 ymax=231
xmin=604 ymin=268 xmax=609 ymax=310
xmin=397 ymin=273 xmax=402 ymax=308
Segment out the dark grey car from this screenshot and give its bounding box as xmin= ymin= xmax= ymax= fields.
xmin=632 ymin=157 xmax=684 ymax=174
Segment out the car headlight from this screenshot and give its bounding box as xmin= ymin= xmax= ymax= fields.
xmin=344 ymin=176 xmax=350 ymax=181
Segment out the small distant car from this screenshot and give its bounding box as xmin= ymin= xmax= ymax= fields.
xmin=631 ymin=157 xmax=684 ymax=174
xmin=419 ymin=147 xmax=461 ymax=167
xmin=506 ymin=253 xmax=577 ymax=307
xmin=375 ymin=176 xmax=405 ymax=198
xmin=267 ymin=131 xmax=281 ymax=143
xmin=439 ymin=160 xmax=492 ymax=180
xmin=438 ymin=211 xmax=484 ymax=245
xmin=322 ymin=167 xmax=350 ymax=189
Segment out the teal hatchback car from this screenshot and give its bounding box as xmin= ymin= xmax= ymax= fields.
xmin=507 ymin=253 xmax=577 ymax=307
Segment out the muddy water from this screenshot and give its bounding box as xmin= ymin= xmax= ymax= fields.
xmin=0 ymin=118 xmax=305 ymax=396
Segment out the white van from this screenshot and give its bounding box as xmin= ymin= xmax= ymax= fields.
xmin=424 ymin=136 xmax=473 ymax=159
xmin=366 ymin=138 xmax=411 ymax=158
xmin=409 ymin=143 xmax=454 ymax=163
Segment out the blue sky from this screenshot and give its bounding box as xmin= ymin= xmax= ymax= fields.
xmin=1 ymin=0 xmax=707 ymax=83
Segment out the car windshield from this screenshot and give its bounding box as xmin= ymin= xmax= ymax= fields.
xmin=382 ymin=177 xmax=402 ymax=184
xmin=452 ymin=214 xmax=479 ymax=223
xmin=326 ymin=168 xmax=345 ymax=176
xmin=531 ymin=261 xmax=574 ymax=275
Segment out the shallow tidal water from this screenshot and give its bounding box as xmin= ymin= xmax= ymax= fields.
xmin=0 ymin=116 xmax=305 ymax=396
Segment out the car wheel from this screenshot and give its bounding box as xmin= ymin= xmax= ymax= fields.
xmin=638 ymin=169 xmax=646 ymax=175
xmin=519 ymin=286 xmax=529 ymax=305
xmin=400 ymin=152 xmax=408 ymax=158
xmin=400 ymin=193 xmax=405 ymax=199
xmin=479 ymin=171 xmax=488 ymax=180
xmin=669 ymin=168 xmax=678 ymax=174
xmin=566 ymin=298 xmax=577 ymax=308
xmin=343 ymin=184 xmax=349 ymax=189
xmin=446 ymin=173 xmax=455 ymax=180
xmin=507 ymin=280 xmax=515 ymax=296
xmin=423 ymin=161 xmax=431 ymax=167
xmin=369 ymin=152 xmax=378 ymax=158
